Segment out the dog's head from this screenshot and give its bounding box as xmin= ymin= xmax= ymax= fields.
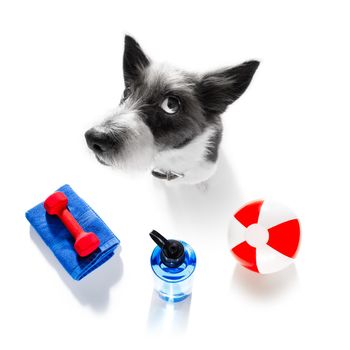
xmin=85 ymin=35 xmax=259 ymax=172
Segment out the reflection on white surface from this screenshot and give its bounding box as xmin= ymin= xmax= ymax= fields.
xmin=232 ymin=263 xmax=299 ymax=300
xmin=147 ymin=290 xmax=192 ymax=334
xmin=30 ymin=226 xmax=123 ymax=313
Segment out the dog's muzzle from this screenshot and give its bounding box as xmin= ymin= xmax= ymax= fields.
xmin=85 ymin=128 xmax=122 ymax=155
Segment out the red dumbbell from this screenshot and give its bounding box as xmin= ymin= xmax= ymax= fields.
xmin=44 ymin=192 xmax=100 ymax=257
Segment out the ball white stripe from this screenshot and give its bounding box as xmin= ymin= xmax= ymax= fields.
xmin=256 ymin=244 xmax=294 ymax=274
xmin=228 ymin=217 xmax=246 ymax=248
xmin=258 ymin=200 xmax=297 ymax=230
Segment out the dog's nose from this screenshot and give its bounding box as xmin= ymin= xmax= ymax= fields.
xmin=85 ymin=128 xmax=114 ymax=153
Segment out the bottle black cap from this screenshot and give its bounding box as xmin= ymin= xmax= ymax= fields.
xmin=150 ymin=230 xmax=185 ymax=268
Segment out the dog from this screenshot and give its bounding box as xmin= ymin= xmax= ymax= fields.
xmin=85 ymin=35 xmax=259 ymax=185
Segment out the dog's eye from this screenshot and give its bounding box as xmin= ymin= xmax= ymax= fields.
xmin=160 ymin=96 xmax=180 ymax=114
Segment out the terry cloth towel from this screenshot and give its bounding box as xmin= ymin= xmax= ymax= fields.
xmin=25 ymin=184 xmax=120 ymax=281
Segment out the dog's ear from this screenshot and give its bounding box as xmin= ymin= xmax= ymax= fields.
xmin=123 ymin=35 xmax=150 ymax=84
xmin=197 ymin=60 xmax=259 ymax=116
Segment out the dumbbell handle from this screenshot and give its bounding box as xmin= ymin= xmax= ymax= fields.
xmin=57 ymin=208 xmax=85 ymax=239
xmin=44 ymin=192 xmax=100 ymax=257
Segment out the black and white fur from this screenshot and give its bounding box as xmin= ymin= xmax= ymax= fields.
xmin=85 ymin=35 xmax=259 ymax=185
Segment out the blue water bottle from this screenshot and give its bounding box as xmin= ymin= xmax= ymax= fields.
xmin=150 ymin=230 xmax=197 ymax=303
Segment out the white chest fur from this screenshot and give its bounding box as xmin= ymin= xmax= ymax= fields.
xmin=152 ymin=127 xmax=218 ymax=185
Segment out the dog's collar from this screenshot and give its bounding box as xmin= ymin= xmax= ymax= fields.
xmin=151 ymin=168 xmax=184 ymax=181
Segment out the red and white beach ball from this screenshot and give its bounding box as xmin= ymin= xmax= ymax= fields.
xmin=228 ymin=200 xmax=300 ymax=274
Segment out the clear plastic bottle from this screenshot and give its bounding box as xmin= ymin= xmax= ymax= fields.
xmin=150 ymin=230 xmax=196 ymax=303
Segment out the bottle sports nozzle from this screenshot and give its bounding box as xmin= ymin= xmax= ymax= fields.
xmin=149 ymin=230 xmax=185 ymax=268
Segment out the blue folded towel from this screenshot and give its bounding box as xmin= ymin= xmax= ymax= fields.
xmin=26 ymin=184 xmax=120 ymax=280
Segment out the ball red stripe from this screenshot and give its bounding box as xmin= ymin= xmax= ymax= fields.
xmin=267 ymin=219 xmax=300 ymax=258
xmin=231 ymin=241 xmax=259 ymax=273
xmin=234 ymin=200 xmax=264 ymax=228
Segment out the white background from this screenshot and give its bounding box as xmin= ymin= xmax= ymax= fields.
xmin=1 ymin=0 xmax=349 ymax=348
